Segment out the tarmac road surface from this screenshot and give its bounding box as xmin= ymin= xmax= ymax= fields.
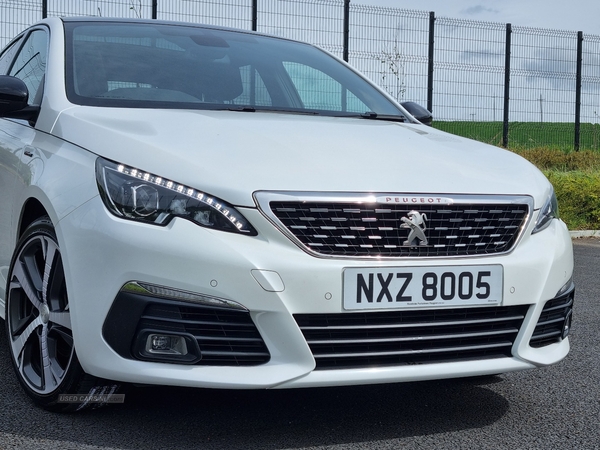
xmin=0 ymin=238 xmax=598 ymax=450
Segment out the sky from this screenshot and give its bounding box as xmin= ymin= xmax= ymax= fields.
xmin=359 ymin=0 xmax=600 ymax=36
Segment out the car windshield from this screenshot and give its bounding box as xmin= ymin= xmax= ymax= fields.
xmin=64 ymin=21 xmax=403 ymax=117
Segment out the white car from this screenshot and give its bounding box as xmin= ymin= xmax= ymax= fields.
xmin=0 ymin=17 xmax=574 ymax=412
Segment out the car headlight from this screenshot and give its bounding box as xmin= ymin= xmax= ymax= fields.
xmin=95 ymin=157 xmax=257 ymax=235
xmin=532 ymin=188 xmax=559 ymax=234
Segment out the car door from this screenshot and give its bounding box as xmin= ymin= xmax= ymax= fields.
xmin=0 ymin=28 xmax=48 ymax=305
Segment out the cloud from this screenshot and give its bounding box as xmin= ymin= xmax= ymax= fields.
xmin=462 ymin=5 xmax=500 ymax=15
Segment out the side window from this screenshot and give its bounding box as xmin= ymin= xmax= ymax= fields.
xmin=0 ymin=37 xmax=23 ymax=75
xmin=282 ymin=62 xmax=368 ymax=113
xmin=235 ymin=65 xmax=272 ymax=106
xmin=9 ymin=30 xmax=48 ymax=105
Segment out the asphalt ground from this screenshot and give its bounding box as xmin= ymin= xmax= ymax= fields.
xmin=0 ymin=238 xmax=598 ymax=450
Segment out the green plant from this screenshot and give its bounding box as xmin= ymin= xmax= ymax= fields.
xmin=508 ymin=147 xmax=600 ymax=229
xmin=512 ymin=148 xmax=600 ymax=172
xmin=544 ymin=170 xmax=600 ymax=230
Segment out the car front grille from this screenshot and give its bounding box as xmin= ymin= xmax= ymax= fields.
xmin=138 ymin=303 xmax=271 ymax=366
xmin=261 ymin=194 xmax=531 ymax=258
xmin=294 ymin=306 xmax=529 ymax=370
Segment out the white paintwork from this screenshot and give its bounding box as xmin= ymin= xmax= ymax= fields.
xmin=49 ymin=108 xmax=551 ymax=208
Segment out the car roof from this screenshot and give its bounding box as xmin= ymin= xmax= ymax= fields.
xmin=57 ymin=16 xmax=297 ymax=43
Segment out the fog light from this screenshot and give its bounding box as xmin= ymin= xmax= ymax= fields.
xmin=146 ymin=334 xmax=188 ymax=355
xmin=152 ymin=335 xmax=169 ymax=350
xmin=134 ymin=330 xmax=201 ymax=364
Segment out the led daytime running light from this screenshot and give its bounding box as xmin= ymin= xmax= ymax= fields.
xmin=122 ymin=281 xmax=247 ymax=310
xmin=114 ymin=163 xmax=247 ymax=232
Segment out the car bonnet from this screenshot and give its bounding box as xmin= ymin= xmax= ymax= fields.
xmin=50 ymin=107 xmax=551 ymax=208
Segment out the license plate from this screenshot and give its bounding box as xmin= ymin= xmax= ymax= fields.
xmin=343 ymin=265 xmax=503 ymax=310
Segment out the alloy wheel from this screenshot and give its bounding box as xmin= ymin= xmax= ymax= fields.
xmin=7 ymin=228 xmax=74 ymax=395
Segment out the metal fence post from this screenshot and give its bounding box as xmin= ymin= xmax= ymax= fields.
xmin=152 ymin=0 xmax=157 ymax=19
xmin=427 ymin=12 xmax=435 ymax=114
xmin=42 ymin=0 xmax=47 ymax=18
xmin=575 ymin=31 xmax=583 ymax=151
xmin=343 ymin=0 xmax=350 ymax=62
xmin=503 ymin=23 xmax=512 ymax=148
xmin=252 ymin=0 xmax=258 ymax=31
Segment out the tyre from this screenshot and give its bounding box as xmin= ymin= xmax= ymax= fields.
xmin=5 ymin=216 xmax=119 ymax=412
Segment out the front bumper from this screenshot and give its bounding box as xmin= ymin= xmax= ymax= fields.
xmin=57 ymin=196 xmax=574 ymax=389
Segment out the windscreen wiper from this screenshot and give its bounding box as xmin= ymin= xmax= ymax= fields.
xmin=358 ymin=111 xmax=407 ymax=122
xmin=225 ymin=107 xmax=322 ymax=115
xmin=226 ymin=106 xmax=256 ymax=112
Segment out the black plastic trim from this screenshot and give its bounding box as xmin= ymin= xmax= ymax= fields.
xmin=102 ymin=288 xmax=271 ymax=366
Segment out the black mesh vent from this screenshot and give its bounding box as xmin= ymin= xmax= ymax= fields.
xmin=294 ymin=306 xmax=529 ymax=370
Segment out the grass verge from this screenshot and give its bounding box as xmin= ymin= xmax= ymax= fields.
xmin=512 ymin=148 xmax=600 ymax=230
xmin=433 ymin=121 xmax=600 ymax=151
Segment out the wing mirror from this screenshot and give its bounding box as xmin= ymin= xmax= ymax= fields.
xmin=401 ymin=101 xmax=432 ymax=126
xmin=0 ymin=75 xmax=39 ymax=120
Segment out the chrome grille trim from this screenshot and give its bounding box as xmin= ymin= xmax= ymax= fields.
xmin=255 ymin=192 xmax=533 ymax=259
xmin=300 ymin=314 xmax=525 ymax=330
xmin=294 ymin=305 xmax=529 ymax=370
xmin=308 ymin=328 xmax=519 ymax=345
xmin=318 ymin=342 xmax=513 ymax=359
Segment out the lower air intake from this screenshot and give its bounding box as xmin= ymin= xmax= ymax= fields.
xmin=530 ymin=287 xmax=575 ymax=348
xmin=294 ymin=306 xmax=529 ymax=370
xmin=138 ymin=302 xmax=271 ymax=366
